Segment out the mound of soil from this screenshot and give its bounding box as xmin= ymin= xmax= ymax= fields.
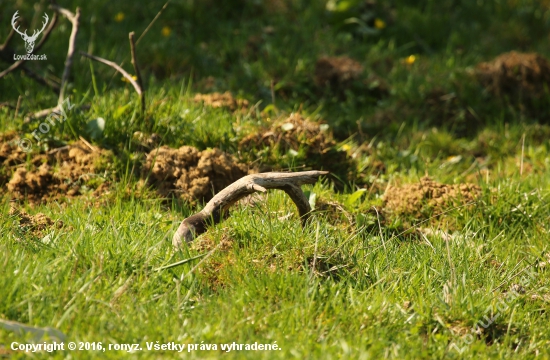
xmin=193 ymin=92 xmax=249 ymax=112
xmin=315 ymin=56 xmax=364 ymax=89
xmin=476 ymin=51 xmax=550 ymax=99
xmin=142 ymin=146 xmax=249 ymax=203
xmin=314 ymin=56 xmax=389 ymax=99
xmin=1 ymin=131 xmax=252 ymax=204
xmin=238 ymin=113 xmax=353 ymax=180
xmin=1 ymin=138 xmax=114 ymax=203
xmin=8 ymin=204 xmax=64 ymax=238
xmin=240 ymin=113 xmax=333 ymax=154
xmin=383 ymin=176 xmax=481 ymax=218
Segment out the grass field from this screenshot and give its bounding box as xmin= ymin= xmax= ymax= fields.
xmin=1 ymin=0 xmax=550 ymax=358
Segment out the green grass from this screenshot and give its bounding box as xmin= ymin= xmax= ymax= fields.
xmin=1 ymin=0 xmax=550 ymax=358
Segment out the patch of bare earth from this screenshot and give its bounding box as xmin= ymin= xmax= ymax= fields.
xmin=8 ymin=203 xmax=64 ymax=238
xmin=194 ymin=234 xmax=236 ymax=291
xmin=192 ymin=233 xmax=234 ymax=252
xmin=315 ymin=56 xmax=364 ymax=88
xmin=314 ymin=56 xmax=389 ymax=98
xmin=383 ymin=176 xmax=481 ymax=219
xmin=1 ymin=137 xmax=114 ymax=204
xmin=238 ymin=113 xmax=353 ymax=180
xmin=142 ymin=146 xmax=249 ymax=203
xmin=193 ymin=92 xmax=249 ymax=112
xmin=476 ymin=51 xmax=550 ymax=99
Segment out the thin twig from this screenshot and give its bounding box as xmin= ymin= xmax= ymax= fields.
xmin=78 ymin=136 xmax=97 ymax=152
xmin=0 ymin=103 xmax=15 ymax=110
xmin=136 ymin=0 xmax=171 ymax=45
xmin=180 ymin=242 xmax=223 ymax=281
xmin=50 ymin=5 xmax=80 ymax=105
xmin=21 ymin=66 xmax=60 ymax=92
xmin=0 ymin=26 xmax=16 ymax=52
xmin=270 ymin=79 xmax=276 ymax=106
xmin=520 ymin=133 xmax=525 ymax=176
xmin=80 ymin=52 xmax=143 ymax=101
xmin=311 ymin=221 xmax=320 ymax=278
xmin=373 ymin=206 xmax=386 ymax=251
xmin=14 ymin=95 xmax=22 ymax=119
xmin=29 ymin=106 xmax=59 ymax=120
xmin=0 ymin=13 xmax=58 ymax=79
xmin=445 ymin=223 xmax=456 ymax=287
xmin=129 ymin=32 xmax=145 ymax=113
xmin=154 ymin=253 xmax=206 ymax=272
xmin=25 ymin=5 xmax=79 ymax=119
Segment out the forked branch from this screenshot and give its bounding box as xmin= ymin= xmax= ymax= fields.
xmin=51 ymin=5 xmax=81 ymax=105
xmin=172 ymin=171 xmax=328 ymax=248
xmin=80 ymin=36 xmax=146 ymax=114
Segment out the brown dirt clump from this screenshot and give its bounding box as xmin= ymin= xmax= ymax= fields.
xmin=193 ymin=92 xmax=249 ymax=112
xmin=314 ymin=56 xmax=389 ymax=99
xmin=132 ymin=131 xmax=161 ymax=150
xmin=192 ymin=233 xmax=234 ymax=252
xmin=8 ymin=203 xmax=63 ymax=238
xmin=476 ymin=51 xmax=550 ymax=99
xmin=1 ymin=139 xmax=114 ymax=203
xmin=238 ymin=113 xmax=353 ymax=180
xmin=315 ymin=56 xmax=364 ymax=89
xmin=142 ymin=146 xmax=249 ymax=203
xmin=383 ymin=176 xmax=481 ymax=219
xmin=240 ymin=113 xmax=334 ymax=155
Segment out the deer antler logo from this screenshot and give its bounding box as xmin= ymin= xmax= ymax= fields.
xmin=11 ymin=11 xmax=49 ymax=54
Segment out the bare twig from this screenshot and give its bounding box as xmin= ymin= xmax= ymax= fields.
xmin=29 ymin=106 xmax=59 ymax=120
xmin=0 ymin=102 xmax=15 ymax=110
xmin=78 ymin=136 xmax=97 ymax=152
xmin=14 ymin=96 xmax=22 ymax=119
xmin=0 ymin=12 xmax=58 ymax=79
xmin=129 ymin=32 xmax=145 ymax=113
xmin=81 ymin=52 xmax=144 ymax=108
xmin=180 ymin=242 xmax=223 ymax=281
xmin=173 ymin=171 xmax=329 ymax=248
xmin=21 ymin=66 xmax=60 ymax=92
xmin=310 ymin=221 xmax=320 ymax=278
xmin=0 ymin=26 xmax=16 ymax=52
xmin=21 ymin=5 xmax=79 ymax=119
xmin=50 ymin=5 xmax=80 ymax=105
xmin=520 ymin=133 xmax=525 ymax=176
xmin=136 ymin=0 xmax=171 ymax=45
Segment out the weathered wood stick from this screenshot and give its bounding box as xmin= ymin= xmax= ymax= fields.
xmin=172 ymin=171 xmax=329 ymax=248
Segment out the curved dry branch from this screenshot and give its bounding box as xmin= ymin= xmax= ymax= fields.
xmin=172 ymin=170 xmax=329 ymax=248
xmin=80 ymin=51 xmax=143 ymax=96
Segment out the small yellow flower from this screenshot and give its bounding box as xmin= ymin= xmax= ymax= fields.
xmin=121 ymin=75 xmax=137 ymax=83
xmin=114 ymin=12 xmax=125 ymax=22
xmin=161 ymin=26 xmax=172 ymax=37
xmin=341 ymin=144 xmax=351 ymax=152
xmin=404 ymin=55 xmax=416 ymax=65
xmin=374 ymin=18 xmax=386 ymax=30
